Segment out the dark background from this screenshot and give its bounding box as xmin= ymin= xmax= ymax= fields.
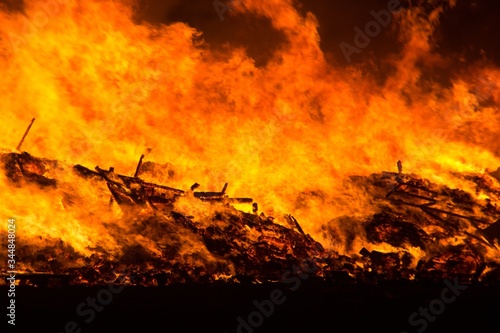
xmin=134 ymin=0 xmax=500 ymax=68
xmin=3 ymin=282 xmax=500 ymax=333
xmin=2 ymin=0 xmax=500 ymax=67
xmin=2 ymin=0 xmax=500 ymax=87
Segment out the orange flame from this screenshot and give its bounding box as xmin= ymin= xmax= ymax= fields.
xmin=0 ymin=0 xmax=499 ymax=262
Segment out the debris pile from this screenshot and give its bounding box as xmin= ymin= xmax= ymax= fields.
xmin=2 ymin=151 xmax=500 ymax=286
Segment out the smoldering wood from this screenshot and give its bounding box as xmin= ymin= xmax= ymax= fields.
xmin=1 ymin=272 xmax=71 ymax=287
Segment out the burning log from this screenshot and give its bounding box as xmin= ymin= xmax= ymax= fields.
xmin=2 ymin=152 xmax=57 ymax=187
xmin=286 ymin=214 xmax=306 ymax=235
xmin=16 ymin=117 xmax=36 ymax=152
xmin=416 ymin=244 xmax=482 ymax=281
xmin=133 ymin=154 xmax=145 ymax=178
xmin=89 ymin=165 xmax=253 ymax=210
xmin=384 ymin=173 xmax=496 ymax=246
xmin=364 ymin=212 xmax=430 ymax=249
xmin=193 ymin=183 xmax=252 ymax=203
xmin=252 ymin=202 xmax=258 ymax=214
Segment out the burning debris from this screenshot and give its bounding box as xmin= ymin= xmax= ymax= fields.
xmin=1 ymin=151 xmax=500 ymax=286
xmin=0 ymin=0 xmax=499 ymax=292
xmin=1 ymin=150 xmax=326 ymax=285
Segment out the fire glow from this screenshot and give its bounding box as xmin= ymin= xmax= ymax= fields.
xmin=0 ymin=0 xmax=499 ymax=286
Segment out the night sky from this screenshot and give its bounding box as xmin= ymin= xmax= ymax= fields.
xmin=133 ymin=0 xmax=500 ymax=68
xmin=2 ymin=0 xmax=500 ymax=80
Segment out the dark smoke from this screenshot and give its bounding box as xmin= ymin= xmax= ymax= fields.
xmin=2 ymin=0 xmax=500 ymax=79
xmin=0 ymin=0 xmax=24 ymax=12
xmin=132 ymin=0 xmax=500 ymax=80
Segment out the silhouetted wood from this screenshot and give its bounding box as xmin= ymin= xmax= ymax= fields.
xmin=16 ymin=117 xmax=35 ymax=151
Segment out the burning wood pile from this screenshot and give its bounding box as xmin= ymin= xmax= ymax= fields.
xmin=1 ymin=0 xmax=500 ymax=296
xmin=2 ymin=149 xmax=500 ymax=286
xmin=344 ymin=169 xmax=500 ymax=283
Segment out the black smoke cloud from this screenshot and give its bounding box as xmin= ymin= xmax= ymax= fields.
xmin=3 ymin=0 xmax=500 ymax=71
xmin=131 ymin=1 xmax=500 ymax=61
xmin=0 ymin=0 xmax=24 ymax=12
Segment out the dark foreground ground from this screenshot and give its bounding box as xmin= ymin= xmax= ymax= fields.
xmin=2 ymin=280 xmax=500 ymax=333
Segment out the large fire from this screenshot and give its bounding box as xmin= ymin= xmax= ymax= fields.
xmin=0 ymin=0 xmax=499 ymax=284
